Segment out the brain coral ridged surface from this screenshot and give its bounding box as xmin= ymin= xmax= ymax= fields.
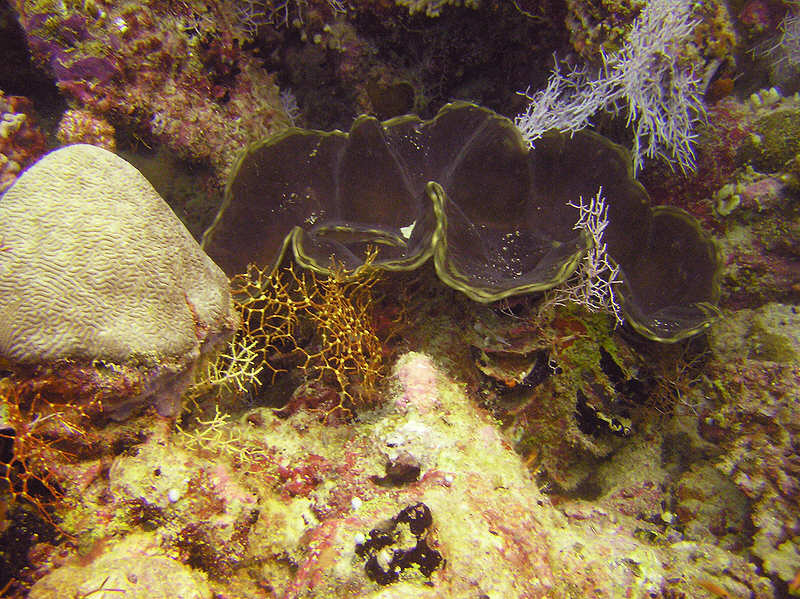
xmin=202 ymin=102 xmax=720 ymax=342
xmin=0 ymin=144 xmax=237 ymax=367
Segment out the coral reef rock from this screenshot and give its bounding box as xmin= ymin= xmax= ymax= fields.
xmin=56 ymin=108 xmax=116 ymax=152
xmin=0 ymin=90 xmax=46 ymax=193
xmin=0 ymin=144 xmax=237 ymax=417
xmin=8 ymin=0 xmax=290 ymax=180
xmin=28 ymin=532 xmax=213 ymax=599
xmin=703 ymin=303 xmax=800 ymax=588
xmin=15 ymin=347 xmax=778 ymax=598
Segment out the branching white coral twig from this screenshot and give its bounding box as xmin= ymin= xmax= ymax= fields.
xmin=540 ymin=188 xmax=624 ymax=325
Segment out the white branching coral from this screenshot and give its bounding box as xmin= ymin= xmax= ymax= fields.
xmin=515 ymin=0 xmax=705 ymax=174
xmin=540 ymin=188 xmax=624 ymax=325
xmin=235 ymin=0 xmax=346 ymax=33
xmin=395 ymin=0 xmax=479 ymax=17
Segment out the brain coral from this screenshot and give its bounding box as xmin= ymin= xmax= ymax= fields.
xmin=0 ymin=144 xmax=237 ymax=414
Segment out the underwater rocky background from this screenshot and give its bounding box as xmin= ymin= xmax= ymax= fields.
xmin=0 ymin=0 xmax=799 ymax=598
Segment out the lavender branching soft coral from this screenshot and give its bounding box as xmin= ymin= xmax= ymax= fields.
xmin=515 ymin=0 xmax=705 ymax=174
xmin=775 ymin=8 xmax=800 ymax=68
xmin=761 ymin=3 xmax=800 ymax=75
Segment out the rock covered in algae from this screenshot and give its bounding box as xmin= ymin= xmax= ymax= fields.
xmin=701 ymin=303 xmax=800 ymax=587
xmin=708 ymin=302 xmax=800 ymax=363
xmin=737 ymin=108 xmax=800 ymax=174
xmin=0 ymin=144 xmax=238 ymax=416
xmin=8 ymin=1 xmax=290 ymax=179
xmin=28 ymin=532 xmax=212 ymax=599
xmin=28 ymin=349 xmax=777 ymax=597
xmin=0 ymin=90 xmax=46 ymax=193
xmin=203 ymin=101 xmax=721 ymax=342
xmin=711 ymin=167 xmax=800 ymax=309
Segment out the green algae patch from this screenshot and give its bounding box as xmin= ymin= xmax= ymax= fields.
xmin=709 ymin=302 xmax=800 ymax=365
xmin=738 ymin=108 xmax=800 ymax=173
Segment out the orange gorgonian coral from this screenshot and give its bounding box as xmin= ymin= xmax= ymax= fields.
xmin=227 ymin=252 xmax=386 ymax=419
xmin=0 ymin=378 xmax=88 ymax=521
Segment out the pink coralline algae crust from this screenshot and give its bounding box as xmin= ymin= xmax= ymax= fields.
xmin=603 ymin=480 xmax=664 ymax=518
xmin=0 ymin=91 xmax=46 ymax=193
xmin=9 ymin=1 xmax=290 ymax=179
xmin=393 ymin=352 xmax=442 ymax=414
xmin=739 ymin=0 xmax=784 ymax=34
xmin=281 ymin=517 xmax=352 ymax=599
xmin=276 ymin=454 xmax=335 ymax=499
xmin=208 ymin=462 xmax=259 ymax=508
xmin=716 ymin=172 xmax=800 ymax=309
xmin=721 ymin=233 xmax=800 ymax=310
